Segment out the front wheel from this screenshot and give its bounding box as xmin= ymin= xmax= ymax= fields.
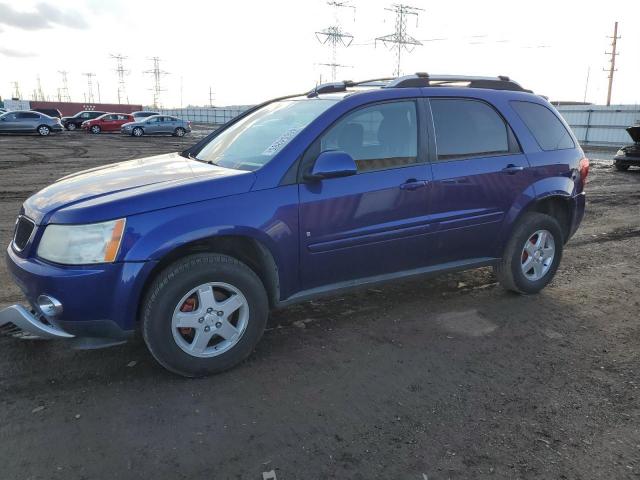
xmin=614 ymin=160 xmax=630 ymax=171
xmin=66 ymin=123 xmax=76 ymax=131
xmin=495 ymin=212 xmax=563 ymax=294
xmin=37 ymin=125 xmax=50 ymax=136
xmin=174 ymin=127 xmax=186 ymax=137
xmin=132 ymin=127 xmax=143 ymax=137
xmin=142 ymin=253 xmax=269 ymax=377
xmin=90 ymin=125 xmax=101 ymax=134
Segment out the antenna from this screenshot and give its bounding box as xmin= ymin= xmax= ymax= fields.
xmin=315 ymin=1 xmax=355 ymax=82
xmin=82 ymin=72 xmax=96 ymax=103
xmin=11 ymin=81 xmax=21 ymax=99
xmin=603 ymin=21 xmax=620 ymax=106
xmin=144 ymin=57 xmax=168 ymax=109
xmin=375 ymin=3 xmax=424 ymax=77
xmin=110 ymin=54 xmax=130 ymax=104
xmin=58 ymin=71 xmax=71 ymax=102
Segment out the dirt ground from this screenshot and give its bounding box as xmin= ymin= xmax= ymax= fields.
xmin=0 ymin=129 xmax=638 ymax=480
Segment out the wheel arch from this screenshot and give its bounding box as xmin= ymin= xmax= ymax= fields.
xmin=506 ymin=193 xmax=573 ymax=248
xmin=137 ymin=234 xmax=281 ymax=321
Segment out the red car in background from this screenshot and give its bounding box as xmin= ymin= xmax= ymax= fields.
xmin=82 ymin=113 xmax=134 ymax=134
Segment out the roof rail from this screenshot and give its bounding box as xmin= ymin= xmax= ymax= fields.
xmin=386 ymin=73 xmax=530 ymax=92
xmin=307 ymin=77 xmax=398 ymax=97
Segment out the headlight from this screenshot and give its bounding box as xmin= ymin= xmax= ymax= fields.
xmin=37 ymin=219 xmax=126 ymax=265
xmin=616 ymin=149 xmax=625 ymax=156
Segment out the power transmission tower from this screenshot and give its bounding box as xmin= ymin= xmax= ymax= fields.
xmin=110 ymin=54 xmax=130 ymax=104
xmin=315 ymin=1 xmax=355 ymax=82
xmin=83 ymin=72 xmax=96 ymax=103
xmin=209 ymin=86 xmax=215 ymax=108
xmin=604 ymin=21 xmax=620 ymax=106
xmin=11 ymin=81 xmax=21 ymax=99
xmin=144 ymin=57 xmax=168 ymax=109
xmin=35 ymin=75 xmax=45 ymax=101
xmin=58 ymin=71 xmax=71 ymax=102
xmin=375 ymin=4 xmax=424 ymax=77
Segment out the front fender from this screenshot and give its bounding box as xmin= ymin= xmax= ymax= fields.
xmin=120 ymin=186 xmax=300 ymax=299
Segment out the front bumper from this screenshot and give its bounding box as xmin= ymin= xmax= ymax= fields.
xmin=614 ymin=155 xmax=640 ymax=165
xmin=5 ymin=246 xmax=155 ymax=342
xmin=0 ymin=304 xmax=74 ymax=339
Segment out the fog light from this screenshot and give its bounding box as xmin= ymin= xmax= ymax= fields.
xmin=37 ymin=295 xmax=63 ymax=318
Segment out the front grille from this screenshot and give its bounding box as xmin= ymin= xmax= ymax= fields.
xmin=13 ymin=216 xmax=35 ymax=251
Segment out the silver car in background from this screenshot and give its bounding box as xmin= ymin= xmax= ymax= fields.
xmin=121 ymin=115 xmax=191 ymax=137
xmin=0 ymin=110 xmax=63 ymax=136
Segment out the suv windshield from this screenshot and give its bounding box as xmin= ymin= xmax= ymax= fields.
xmin=195 ymin=99 xmax=337 ymax=171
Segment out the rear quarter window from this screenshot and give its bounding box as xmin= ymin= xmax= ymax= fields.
xmin=511 ymin=101 xmax=575 ymax=151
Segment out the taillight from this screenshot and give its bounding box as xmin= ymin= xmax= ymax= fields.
xmin=579 ymin=157 xmax=590 ymax=185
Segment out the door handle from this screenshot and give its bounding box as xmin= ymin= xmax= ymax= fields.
xmin=400 ymin=179 xmax=428 ymax=190
xmin=502 ymin=164 xmax=525 ymax=174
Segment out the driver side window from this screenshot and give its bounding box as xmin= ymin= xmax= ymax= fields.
xmin=320 ymin=101 xmax=418 ymax=173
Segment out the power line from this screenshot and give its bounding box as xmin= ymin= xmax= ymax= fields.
xmin=58 ymin=71 xmax=71 ymax=102
xmin=144 ymin=57 xmax=168 ymax=109
xmin=110 ymin=54 xmax=130 ymax=104
xmin=82 ymin=72 xmax=96 ymax=103
xmin=604 ymin=21 xmax=620 ymax=106
xmin=315 ymin=1 xmax=355 ymax=82
xmin=375 ymin=3 xmax=424 ymax=77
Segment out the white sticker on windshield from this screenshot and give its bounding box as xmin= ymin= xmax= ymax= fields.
xmin=262 ymin=127 xmax=301 ymax=155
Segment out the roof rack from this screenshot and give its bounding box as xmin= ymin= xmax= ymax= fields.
xmin=386 ymin=73 xmax=531 ymax=92
xmin=307 ymin=73 xmax=530 ymax=96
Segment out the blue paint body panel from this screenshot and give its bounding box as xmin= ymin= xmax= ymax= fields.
xmin=6 ymin=84 xmax=587 ymax=337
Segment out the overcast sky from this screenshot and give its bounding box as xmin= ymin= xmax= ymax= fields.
xmin=0 ymin=0 xmax=638 ymax=108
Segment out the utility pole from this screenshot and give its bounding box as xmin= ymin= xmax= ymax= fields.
xmin=83 ymin=73 xmax=96 ymax=103
xmin=604 ymin=21 xmax=620 ymax=106
xmin=11 ymin=81 xmax=21 ymax=99
xmin=583 ymin=66 xmax=590 ymax=103
xmin=315 ymin=1 xmax=355 ymax=82
xmin=144 ymin=57 xmax=168 ymax=109
xmin=375 ymin=4 xmax=424 ymax=77
xmin=110 ymin=54 xmax=129 ymax=104
xmin=58 ymin=71 xmax=71 ymax=102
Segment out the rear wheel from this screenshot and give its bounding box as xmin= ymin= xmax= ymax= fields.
xmin=132 ymin=127 xmax=143 ymax=137
xmin=142 ymin=253 xmax=269 ymax=377
xmin=495 ymin=212 xmax=563 ymax=294
xmin=174 ymin=127 xmax=186 ymax=137
xmin=90 ymin=125 xmax=101 ymax=134
xmin=66 ymin=123 xmax=77 ymax=131
xmin=614 ymin=160 xmax=630 ymax=171
xmin=37 ymin=125 xmax=50 ymax=136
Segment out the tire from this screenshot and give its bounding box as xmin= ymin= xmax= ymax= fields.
xmin=142 ymin=253 xmax=269 ymax=377
xmin=614 ymin=161 xmax=630 ymax=171
xmin=174 ymin=127 xmax=186 ymax=137
xmin=90 ymin=125 xmax=101 ymax=134
xmin=132 ymin=127 xmax=143 ymax=137
xmin=66 ymin=123 xmax=77 ymax=131
xmin=37 ymin=125 xmax=50 ymax=136
xmin=495 ymin=212 xmax=563 ymax=294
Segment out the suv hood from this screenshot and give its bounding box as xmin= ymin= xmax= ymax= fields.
xmin=626 ymin=126 xmax=640 ymax=143
xmin=23 ymin=152 xmax=255 ymax=224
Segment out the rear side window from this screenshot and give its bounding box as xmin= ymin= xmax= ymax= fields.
xmin=321 ymin=101 xmax=418 ymax=173
xmin=430 ymin=99 xmax=511 ymax=161
xmin=16 ymin=112 xmax=40 ymax=119
xmin=511 ymin=101 xmax=575 ymax=150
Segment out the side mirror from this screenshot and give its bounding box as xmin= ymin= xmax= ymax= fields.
xmin=308 ymin=151 xmax=357 ymax=180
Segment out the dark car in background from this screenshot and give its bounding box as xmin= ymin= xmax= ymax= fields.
xmin=613 ymin=124 xmax=640 ymax=171
xmin=132 ymin=111 xmax=160 ymax=122
xmin=0 ymin=110 xmax=63 ymax=136
xmin=31 ymin=108 xmax=62 ymax=119
xmin=121 ymin=115 xmax=191 ymax=137
xmin=61 ymin=110 xmax=107 ymax=131
xmin=81 ymin=113 xmax=134 ymax=134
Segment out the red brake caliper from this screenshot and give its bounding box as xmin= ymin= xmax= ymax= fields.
xmin=179 ymin=297 xmax=197 ymax=335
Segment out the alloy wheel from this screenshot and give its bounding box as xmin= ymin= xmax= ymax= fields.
xmin=520 ymin=229 xmax=555 ymax=281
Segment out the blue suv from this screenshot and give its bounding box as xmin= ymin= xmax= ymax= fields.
xmin=1 ymin=74 xmax=588 ymax=376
